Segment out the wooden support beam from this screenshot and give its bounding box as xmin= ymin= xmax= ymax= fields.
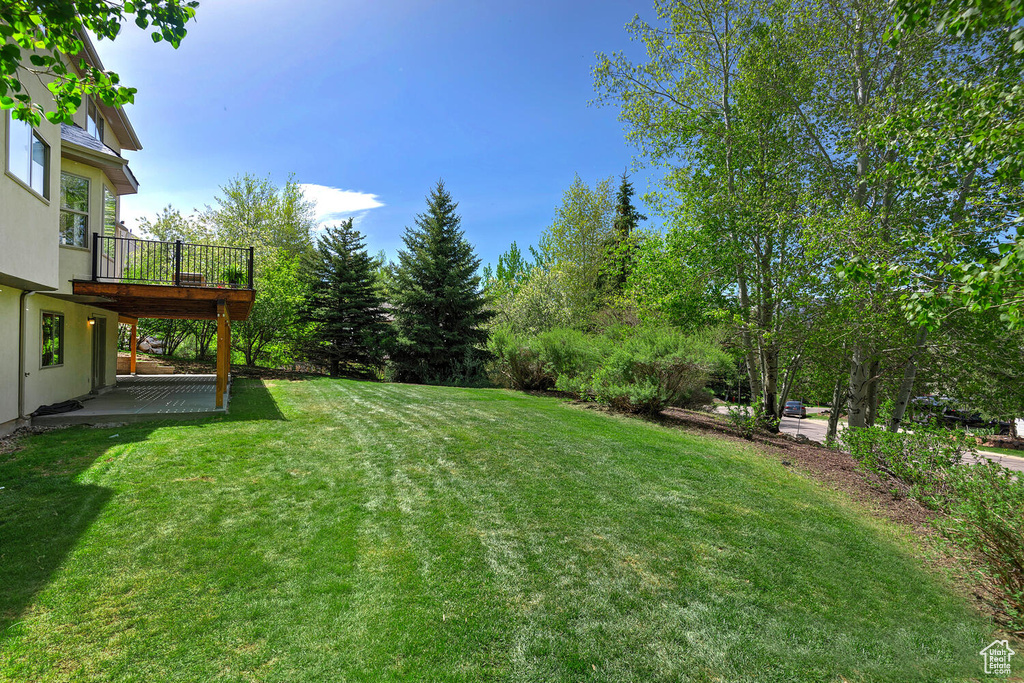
xmin=216 ymin=300 xmax=229 ymax=410
xmin=130 ymin=322 xmax=137 ymax=375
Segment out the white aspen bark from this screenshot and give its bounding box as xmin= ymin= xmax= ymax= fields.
xmin=761 ymin=345 xmax=780 ymax=432
xmin=888 ymin=327 xmax=927 ymax=432
xmin=846 ymin=6 xmax=875 ymax=432
xmin=848 ymin=347 xmax=872 ymax=429
xmin=777 ymin=351 xmax=802 ymax=411
xmin=827 ymin=375 xmax=846 ymax=444
xmin=737 ymin=268 xmax=762 ymax=401
xmin=865 ymin=358 xmax=881 ymax=427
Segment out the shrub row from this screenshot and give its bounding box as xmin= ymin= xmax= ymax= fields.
xmin=487 ymin=325 xmax=729 ymax=415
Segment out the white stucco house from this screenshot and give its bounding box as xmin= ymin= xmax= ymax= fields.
xmin=1 ymin=32 xmax=254 ymax=435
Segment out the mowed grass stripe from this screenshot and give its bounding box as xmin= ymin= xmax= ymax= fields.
xmin=0 ymin=377 xmax=996 ymax=682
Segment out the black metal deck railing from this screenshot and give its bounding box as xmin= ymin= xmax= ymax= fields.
xmin=92 ymin=234 xmax=254 ymax=289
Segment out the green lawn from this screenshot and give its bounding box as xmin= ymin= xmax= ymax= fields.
xmin=0 ymin=379 xmax=1000 ymax=681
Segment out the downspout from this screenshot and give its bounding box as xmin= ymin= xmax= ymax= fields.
xmin=18 ymin=290 xmax=37 ymax=420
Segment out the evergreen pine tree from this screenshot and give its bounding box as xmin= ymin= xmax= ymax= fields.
xmin=606 ymin=171 xmax=647 ymax=292
xmin=389 ymin=181 xmax=493 ymax=383
xmin=299 ymin=218 xmax=387 ymax=376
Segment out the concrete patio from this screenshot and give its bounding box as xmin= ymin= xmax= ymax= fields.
xmin=32 ymin=375 xmax=227 ymax=427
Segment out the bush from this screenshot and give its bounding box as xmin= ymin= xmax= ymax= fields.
xmin=841 ymin=424 xmax=972 ymax=499
xmin=726 ymin=402 xmax=759 ymax=439
xmin=535 ymin=328 xmax=607 ymax=380
xmin=843 ymin=424 xmax=1024 ymax=633
xmin=935 ymin=461 xmax=1024 ymax=632
xmin=488 ymin=324 xmax=728 ymax=416
xmin=574 ymin=328 xmax=722 ymax=415
xmin=486 ymin=328 xmax=552 ymax=390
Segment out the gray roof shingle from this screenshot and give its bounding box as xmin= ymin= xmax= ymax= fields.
xmin=60 ymin=123 xmax=124 ymax=159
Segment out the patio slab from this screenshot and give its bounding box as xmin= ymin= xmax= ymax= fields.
xmin=32 ymin=375 xmax=228 ymax=427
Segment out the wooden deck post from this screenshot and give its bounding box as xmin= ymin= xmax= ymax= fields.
xmin=130 ymin=322 xmax=137 ymax=374
xmin=216 ymin=300 xmax=230 ymax=409
xmin=226 ymin=310 xmax=232 ymax=404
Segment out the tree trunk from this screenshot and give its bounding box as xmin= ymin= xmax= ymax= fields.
xmin=847 ymin=346 xmax=872 ymax=429
xmin=827 ymin=375 xmax=846 ymax=445
xmin=852 ymin=8 xmax=871 ymax=209
xmin=845 ymin=9 xmax=875 ymax=433
xmin=736 ymin=268 xmax=762 ymax=402
xmin=865 ymin=358 xmax=881 ymax=427
xmin=777 ymin=352 xmax=802 ymax=416
xmin=759 ymin=343 xmax=780 ymax=432
xmin=888 ymin=327 xmax=927 ymax=432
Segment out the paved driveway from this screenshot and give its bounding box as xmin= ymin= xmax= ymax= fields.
xmin=712 ymin=406 xmax=1024 ymax=473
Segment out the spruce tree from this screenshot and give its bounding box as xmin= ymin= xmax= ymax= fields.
xmin=606 ymin=171 xmax=646 ymax=292
xmin=299 ymin=218 xmax=387 ymax=376
xmin=389 ymin=181 xmax=493 ymax=383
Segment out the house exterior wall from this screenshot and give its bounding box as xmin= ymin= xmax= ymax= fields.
xmin=0 ymin=288 xmax=119 ymax=434
xmin=0 ymin=76 xmax=62 ymax=291
xmin=20 ymin=295 xmax=118 ymax=416
xmin=56 ymin=158 xmax=120 ymax=294
xmin=0 ymin=287 xmax=22 ymax=434
xmin=1 ymin=39 xmax=135 ymax=432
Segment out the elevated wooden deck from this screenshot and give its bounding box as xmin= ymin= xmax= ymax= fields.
xmin=71 ymin=280 xmax=255 ymax=321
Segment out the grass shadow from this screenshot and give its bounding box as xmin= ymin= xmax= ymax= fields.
xmin=0 ymin=379 xmax=283 ymax=643
xmin=0 ymin=423 xmax=161 ymax=643
xmin=223 ymin=378 xmax=287 ymax=422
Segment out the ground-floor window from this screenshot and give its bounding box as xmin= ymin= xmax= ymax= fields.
xmin=41 ymin=312 xmax=64 ymax=367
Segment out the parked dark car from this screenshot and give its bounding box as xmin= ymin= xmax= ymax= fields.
xmin=910 ymin=396 xmax=1010 ymax=433
xmin=988 ymin=419 xmax=1013 ymax=436
xmin=782 ymin=401 xmax=807 ymax=418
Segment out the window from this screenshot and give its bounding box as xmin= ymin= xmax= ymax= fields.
xmin=60 ymin=173 xmax=90 ymax=247
xmin=86 ymin=98 xmax=104 ymax=142
xmin=41 ymin=312 xmax=64 ymax=367
xmin=103 ymin=186 xmax=117 ymax=257
xmin=6 ymin=113 xmax=50 ymax=198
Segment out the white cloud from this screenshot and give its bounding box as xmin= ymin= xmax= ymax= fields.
xmin=300 ymin=183 xmax=384 ymax=228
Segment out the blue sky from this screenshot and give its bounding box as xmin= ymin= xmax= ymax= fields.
xmin=98 ymin=0 xmax=659 ymax=267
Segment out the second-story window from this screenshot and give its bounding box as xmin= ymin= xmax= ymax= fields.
xmin=6 ymin=113 xmax=50 ymax=199
xmin=60 ymin=173 xmax=90 ymax=247
xmin=103 ymin=186 xmax=117 ymax=257
xmin=86 ymin=99 xmax=104 ymax=142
